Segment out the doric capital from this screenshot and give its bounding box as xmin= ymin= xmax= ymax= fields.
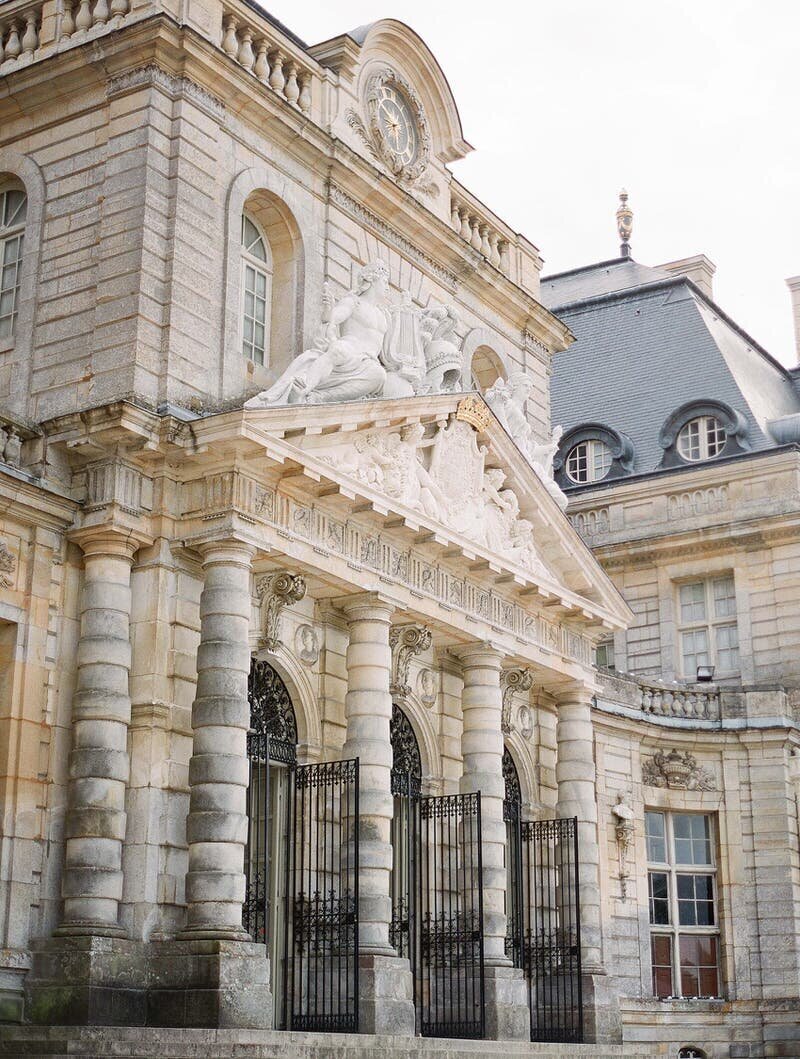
xmin=69 ymin=525 xmax=149 ymax=562
xmin=451 ymin=641 xmax=506 ymax=671
xmin=389 ymin=623 xmax=432 ymax=699
xmin=256 ymin=570 xmax=306 ymax=651
xmin=336 ymin=591 xmax=398 ymax=624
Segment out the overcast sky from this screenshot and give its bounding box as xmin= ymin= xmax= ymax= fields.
xmin=266 ymin=0 xmax=800 ymax=366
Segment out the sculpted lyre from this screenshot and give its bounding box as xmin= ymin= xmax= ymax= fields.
xmin=246 ymin=261 xmax=391 ymax=407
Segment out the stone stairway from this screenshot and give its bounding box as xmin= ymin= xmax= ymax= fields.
xmin=0 ymin=1027 xmax=664 ymax=1059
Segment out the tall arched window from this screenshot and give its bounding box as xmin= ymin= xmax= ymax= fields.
xmin=241 ymin=212 xmax=273 ymax=365
xmin=0 ymin=186 xmax=27 ymax=339
xmin=390 ymin=702 xmax=422 ymax=958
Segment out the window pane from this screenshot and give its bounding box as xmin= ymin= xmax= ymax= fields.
xmin=679 ymin=935 xmax=718 ymax=997
xmin=679 ymin=582 xmax=706 ymax=623
xmin=651 ymin=935 xmax=673 ymax=998
xmin=712 ymin=576 xmax=736 ymax=617
xmin=566 ymin=443 xmax=588 ymax=484
xmin=716 ymin=623 xmax=739 ymax=671
xmin=2 ymin=189 xmax=27 ymax=228
xmin=677 ymin=874 xmax=715 ymax=926
xmin=681 ymin=628 xmax=709 ymax=676
xmin=674 ymin=815 xmax=711 ymax=865
xmin=646 ymin=812 xmax=666 ymax=863
xmin=649 ymin=872 xmax=670 ymax=925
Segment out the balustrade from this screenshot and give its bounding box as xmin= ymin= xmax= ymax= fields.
xmin=640 ymin=681 xmax=720 ymax=721
xmin=450 ymin=192 xmax=511 ymax=275
xmin=220 ymin=7 xmax=313 ymax=114
xmin=0 ymin=0 xmax=132 ymax=71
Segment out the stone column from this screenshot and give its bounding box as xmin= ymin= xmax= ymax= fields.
xmin=180 ymin=540 xmax=255 ymax=941
xmin=340 ymin=594 xmax=415 ymax=1035
xmin=153 ymin=538 xmax=270 ymax=1028
xmin=26 ymin=530 xmax=148 ymax=1026
xmin=556 ymin=687 xmax=620 ymax=1043
xmin=456 ymin=643 xmax=529 ymax=1040
xmin=58 ymin=531 xmax=139 ymax=937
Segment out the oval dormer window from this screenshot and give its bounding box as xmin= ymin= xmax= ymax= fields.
xmin=565 ymin=439 xmax=612 ymax=484
xmin=677 ymin=415 xmax=727 ymax=462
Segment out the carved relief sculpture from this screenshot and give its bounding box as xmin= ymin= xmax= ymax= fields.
xmin=0 ymin=539 xmax=16 ymax=588
xmin=612 ymin=793 xmax=635 ymax=899
xmin=256 ymin=571 xmax=306 ymax=650
xmin=295 ymin=624 xmax=320 ymax=666
xmin=390 ymin=623 xmax=432 ymax=699
xmin=485 ymin=373 xmax=568 ymax=510
xmin=642 ymin=748 xmax=717 ymax=791
xmin=245 ymin=259 xmax=464 ymax=408
xmin=500 ymin=667 xmax=534 ymax=734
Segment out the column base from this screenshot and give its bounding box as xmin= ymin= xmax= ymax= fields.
xmin=580 ymin=967 xmax=622 ymax=1044
xmin=483 ymin=963 xmax=530 ymax=1041
xmin=25 ymin=936 xmax=148 ymax=1026
xmin=148 ymin=940 xmax=271 ymax=1029
xmin=357 ymin=953 xmax=415 ymax=1036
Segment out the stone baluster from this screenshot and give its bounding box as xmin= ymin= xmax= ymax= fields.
xmin=556 ymin=686 xmax=619 ymax=1042
xmin=56 ymin=531 xmax=140 ymax=936
xmin=459 ymin=207 xmax=472 ymax=242
xmin=450 ymin=200 xmax=461 ymax=231
xmin=60 ymin=1 xmax=75 ymax=39
xmin=5 ymin=21 xmax=21 ymax=61
xmin=268 ymin=49 xmax=285 ymax=94
xmin=284 ymin=60 xmax=299 ymax=105
xmin=340 ymin=594 xmax=415 ymax=1035
xmin=479 ymin=224 xmax=491 ymax=257
xmin=74 ymin=0 xmax=92 ymax=35
xmin=237 ymin=27 xmax=254 ymax=71
xmin=470 ymin=217 xmax=482 ymax=251
xmin=179 ymin=540 xmax=255 ymax=940
xmin=489 ymin=230 xmax=501 ymax=267
xmin=221 ymin=14 xmax=238 ymax=58
xmin=253 ymin=39 xmax=269 ymax=81
xmin=499 ymin=240 xmax=510 ymax=274
xmin=110 ymin=0 xmax=127 ymax=25
xmin=21 ymin=13 xmax=38 ymax=57
xmin=93 ymin=0 xmax=109 ymax=27
xmin=297 ymin=71 xmax=311 ymax=113
xmin=456 ymin=644 xmax=529 ymax=1039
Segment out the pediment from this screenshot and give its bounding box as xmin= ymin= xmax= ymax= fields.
xmin=242 ymin=393 xmax=631 ymax=629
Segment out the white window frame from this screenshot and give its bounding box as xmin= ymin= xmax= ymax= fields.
xmin=646 ymin=810 xmax=721 ymax=1000
xmin=565 ymin=438 xmax=612 ymax=484
xmin=0 ymin=186 xmax=28 ymax=339
xmin=677 ymin=415 xmax=727 ymax=462
xmin=676 ymin=574 xmax=739 ymax=679
xmin=240 ymin=212 xmax=273 ymax=366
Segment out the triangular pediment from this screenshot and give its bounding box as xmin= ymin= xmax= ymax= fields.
xmin=241 ymin=393 xmax=631 ymax=629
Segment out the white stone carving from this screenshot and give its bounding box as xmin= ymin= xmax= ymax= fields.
xmin=416 ymin=668 xmax=437 ymax=708
xmin=390 ymin=623 xmax=432 ymax=699
xmin=500 ymin=667 xmax=533 ymax=734
xmin=0 ymin=539 xmax=16 ymax=588
xmin=642 ymin=748 xmax=716 ymax=791
xmin=612 ymin=793 xmax=635 ymax=899
xmin=256 ymin=571 xmax=306 ymax=650
xmin=326 ymin=417 xmax=552 ymax=580
xmin=295 ymin=623 xmax=319 ymax=666
xmin=485 ymin=373 xmax=568 ymax=510
xmin=245 ymin=260 xmax=464 ymax=408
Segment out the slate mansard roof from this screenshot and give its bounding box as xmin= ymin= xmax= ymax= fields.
xmin=541 ymin=257 xmax=800 ymax=482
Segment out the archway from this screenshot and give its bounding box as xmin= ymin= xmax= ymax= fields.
xmin=244 ymin=659 xmax=298 ymax=1026
xmin=503 ymin=746 xmax=524 ymax=966
xmin=389 ymin=701 xmax=422 ymax=956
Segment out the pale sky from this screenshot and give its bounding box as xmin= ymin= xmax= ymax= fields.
xmin=265 ymin=0 xmax=800 ymax=367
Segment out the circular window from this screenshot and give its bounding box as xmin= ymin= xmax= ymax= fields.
xmin=677 ymin=415 xmax=727 ymax=462
xmin=566 ymin=439 xmax=612 ymax=484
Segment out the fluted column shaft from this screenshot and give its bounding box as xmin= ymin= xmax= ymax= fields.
xmin=58 ymin=532 xmax=138 ymax=936
xmin=180 ymin=540 xmax=255 ymax=940
xmin=556 ymin=696 xmax=603 ymax=971
xmin=341 ymin=596 xmax=395 ymax=956
xmin=457 ymin=644 xmax=510 ymax=966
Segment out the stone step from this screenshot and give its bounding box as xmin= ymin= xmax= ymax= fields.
xmin=0 ymin=1027 xmax=662 ymax=1059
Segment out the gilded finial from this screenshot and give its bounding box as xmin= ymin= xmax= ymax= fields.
xmin=616 ymin=188 xmax=633 ymax=259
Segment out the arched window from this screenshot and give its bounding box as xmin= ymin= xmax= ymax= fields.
xmin=241 ymin=212 xmax=273 ymax=365
xmin=470 ymin=344 xmax=505 ymax=392
xmin=0 ymin=185 xmax=27 ymax=339
xmin=659 ymin=399 xmax=749 ymax=468
xmin=677 ymin=415 xmax=726 ymax=461
xmin=390 ymin=702 xmax=422 ymax=957
xmin=503 ymin=746 xmax=524 ymax=966
xmin=678 ymin=1049 xmax=706 ymax=1059
xmin=565 ymin=438 xmax=612 ymax=484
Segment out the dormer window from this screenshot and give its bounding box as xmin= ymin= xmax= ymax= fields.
xmin=566 ymin=439 xmax=612 ymax=484
xmin=677 ymin=415 xmax=727 ymax=462
xmin=659 ymin=400 xmax=748 ymax=469
xmin=554 ymin=423 xmax=634 ymax=489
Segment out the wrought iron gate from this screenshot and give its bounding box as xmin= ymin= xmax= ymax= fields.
xmin=517 ymin=817 xmax=583 ymax=1042
xmin=284 ymin=757 xmax=360 ymax=1033
xmin=391 ymin=703 xmax=485 ymax=1039
xmin=504 ymin=748 xmax=583 ymax=1043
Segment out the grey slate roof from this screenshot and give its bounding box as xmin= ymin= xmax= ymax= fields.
xmin=544 ymin=257 xmax=800 ymax=480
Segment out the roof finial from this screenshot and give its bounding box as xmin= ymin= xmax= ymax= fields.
xmin=616 ymin=187 xmax=633 ymax=259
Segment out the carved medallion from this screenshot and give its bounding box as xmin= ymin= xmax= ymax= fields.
xmin=642 ymin=748 xmax=716 ymax=791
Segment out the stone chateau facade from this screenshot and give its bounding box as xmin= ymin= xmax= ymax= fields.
xmin=0 ymin=3 xmax=797 ymax=1059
